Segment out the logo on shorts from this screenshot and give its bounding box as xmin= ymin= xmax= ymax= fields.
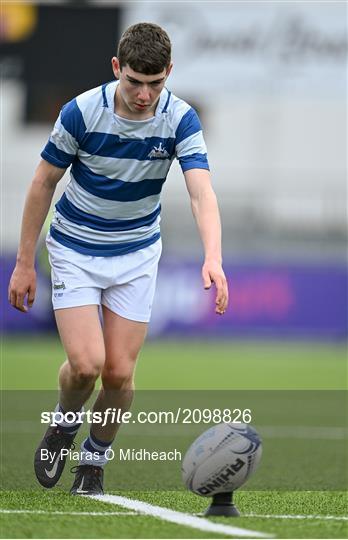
xmin=148 ymin=142 xmax=169 ymax=159
xmin=53 ymin=281 xmax=66 ymax=290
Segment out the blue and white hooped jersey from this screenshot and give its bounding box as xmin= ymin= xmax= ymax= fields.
xmin=41 ymin=80 xmax=209 ymax=257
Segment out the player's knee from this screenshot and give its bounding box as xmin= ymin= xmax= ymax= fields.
xmin=69 ymin=352 xmax=104 ymax=386
xmin=102 ymin=364 xmax=134 ymax=390
xmin=70 ymin=364 xmax=101 ymax=387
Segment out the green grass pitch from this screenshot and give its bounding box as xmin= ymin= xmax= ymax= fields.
xmin=1 ymin=336 xmax=347 ymax=538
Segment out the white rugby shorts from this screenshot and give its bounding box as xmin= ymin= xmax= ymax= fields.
xmin=46 ymin=233 xmax=162 ymax=322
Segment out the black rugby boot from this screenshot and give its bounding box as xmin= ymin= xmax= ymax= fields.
xmin=70 ymin=464 xmax=104 ymax=496
xmin=34 ymin=426 xmax=75 ymax=488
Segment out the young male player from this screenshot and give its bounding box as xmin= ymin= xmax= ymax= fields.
xmin=8 ymin=23 xmax=228 ymax=495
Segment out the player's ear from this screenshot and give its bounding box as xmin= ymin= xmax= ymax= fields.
xmin=111 ymin=57 xmax=121 ymax=79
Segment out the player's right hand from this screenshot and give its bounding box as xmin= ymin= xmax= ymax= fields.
xmin=8 ymin=264 xmax=37 ymax=313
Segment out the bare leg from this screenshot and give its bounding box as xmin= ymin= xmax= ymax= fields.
xmin=54 ymin=305 xmax=105 ymax=412
xmin=34 ymin=305 xmax=106 ymax=488
xmin=91 ymin=306 xmax=147 ymax=442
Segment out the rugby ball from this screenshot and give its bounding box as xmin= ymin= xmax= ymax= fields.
xmin=181 ymin=423 xmax=262 ymax=496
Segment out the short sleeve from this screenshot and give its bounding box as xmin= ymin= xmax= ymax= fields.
xmin=41 ymin=98 xmax=86 ymax=169
xmin=175 ymin=107 xmax=210 ymax=172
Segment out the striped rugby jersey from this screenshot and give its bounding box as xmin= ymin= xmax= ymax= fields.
xmin=41 ymin=80 xmax=209 ymax=257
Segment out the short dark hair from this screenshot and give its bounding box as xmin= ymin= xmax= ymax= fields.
xmin=117 ymin=22 xmax=171 ymax=75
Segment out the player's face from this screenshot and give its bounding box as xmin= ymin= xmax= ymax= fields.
xmin=112 ymin=58 xmax=172 ymax=118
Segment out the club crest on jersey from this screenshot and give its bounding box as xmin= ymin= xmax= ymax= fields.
xmin=148 ymin=142 xmax=169 ymax=159
xmin=53 ymin=281 xmax=66 ymax=290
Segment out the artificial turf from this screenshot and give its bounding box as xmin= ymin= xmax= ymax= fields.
xmin=1 ymin=337 xmax=347 ymax=538
xmin=0 ymin=490 xmax=347 ymax=538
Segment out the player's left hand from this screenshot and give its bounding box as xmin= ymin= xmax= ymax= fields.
xmin=202 ymin=260 xmax=229 ymax=315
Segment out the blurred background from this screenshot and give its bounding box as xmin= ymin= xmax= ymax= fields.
xmin=1 ymin=0 xmax=347 ymax=345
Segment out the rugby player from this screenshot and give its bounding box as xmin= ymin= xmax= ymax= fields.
xmin=8 ymin=23 xmax=228 ymax=495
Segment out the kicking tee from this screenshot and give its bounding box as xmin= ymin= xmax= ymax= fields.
xmin=41 ymin=81 xmax=209 ymax=256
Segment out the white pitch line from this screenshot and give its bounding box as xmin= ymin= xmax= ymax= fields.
xmin=243 ymin=513 xmax=348 ymax=522
xmin=93 ymin=494 xmax=273 ymax=538
xmin=0 ymin=509 xmax=135 ymax=516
